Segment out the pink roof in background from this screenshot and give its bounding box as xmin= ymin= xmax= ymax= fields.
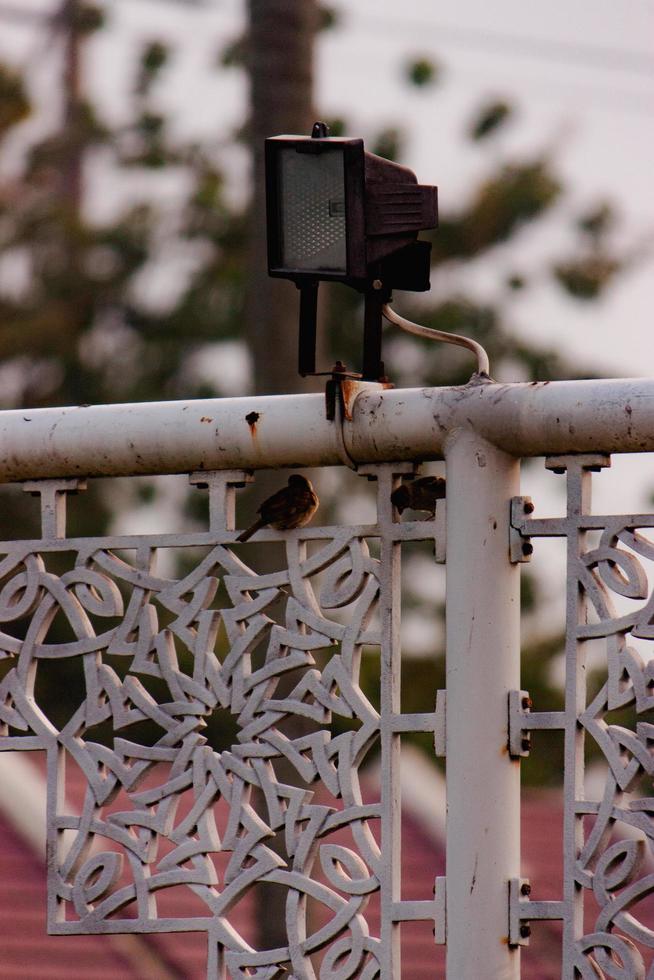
xmin=0 ymin=753 xmax=565 ymax=978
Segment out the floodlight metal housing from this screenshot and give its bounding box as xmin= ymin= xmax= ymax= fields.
xmin=264 ymin=126 xmax=438 ymax=380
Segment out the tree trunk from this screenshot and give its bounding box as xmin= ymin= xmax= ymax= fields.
xmin=246 ymin=0 xmax=324 ymax=395
xmin=246 ymin=1 xmax=324 ymax=959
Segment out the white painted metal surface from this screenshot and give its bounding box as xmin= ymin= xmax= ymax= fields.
xmin=2 ymin=375 xmax=654 ymax=977
xmin=1 ymin=377 xmax=654 ymax=479
xmin=444 ymin=431 xmax=521 ymax=978
xmin=0 ymin=460 xmax=444 ymax=978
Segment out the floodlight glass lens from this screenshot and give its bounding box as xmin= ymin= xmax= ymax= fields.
xmin=278 ymin=147 xmax=347 ymax=273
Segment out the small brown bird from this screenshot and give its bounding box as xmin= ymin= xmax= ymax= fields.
xmin=391 ymin=475 xmax=446 ymax=518
xmin=236 ymin=474 xmax=319 ymax=542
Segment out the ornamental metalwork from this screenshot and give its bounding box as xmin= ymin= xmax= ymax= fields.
xmin=0 ymin=464 xmax=445 ymax=979
xmin=5 ymin=378 xmax=654 ymax=977
xmin=510 ymin=453 xmax=654 ymax=979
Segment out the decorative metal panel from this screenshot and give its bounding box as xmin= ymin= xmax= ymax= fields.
xmin=0 ymin=465 xmax=444 ymax=979
xmin=511 ymin=454 xmax=654 ymax=979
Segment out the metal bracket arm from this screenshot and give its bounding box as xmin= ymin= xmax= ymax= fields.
xmin=508 ymin=689 xmax=566 ymax=759
xmin=509 ymin=877 xmax=565 ymax=947
xmin=389 ymin=691 xmax=446 ymax=758
xmin=391 ymin=877 xmax=446 ymax=945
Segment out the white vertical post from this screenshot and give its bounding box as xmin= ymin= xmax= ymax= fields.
xmin=444 ymin=430 xmax=521 ymax=979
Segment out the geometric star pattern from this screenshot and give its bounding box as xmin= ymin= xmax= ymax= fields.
xmin=0 ymin=464 xmax=443 ymax=979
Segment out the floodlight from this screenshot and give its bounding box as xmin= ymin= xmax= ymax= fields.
xmin=265 ymin=122 xmax=438 ymax=380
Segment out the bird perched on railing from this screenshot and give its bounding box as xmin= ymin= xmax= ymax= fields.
xmin=391 ymin=476 xmax=446 ymax=518
xmin=236 ymin=474 xmax=319 ymax=542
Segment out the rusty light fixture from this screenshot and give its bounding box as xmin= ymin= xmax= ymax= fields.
xmin=265 ymin=122 xmax=438 ymax=380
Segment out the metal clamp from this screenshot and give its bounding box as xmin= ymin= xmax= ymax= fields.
xmin=509 ymin=877 xmax=565 ymax=947
xmin=509 ymin=496 xmax=535 ymax=563
xmin=325 ymin=364 xmax=393 ymax=470
xmin=508 ymin=689 xmax=533 ymax=758
xmin=509 ymin=877 xmax=533 ymax=946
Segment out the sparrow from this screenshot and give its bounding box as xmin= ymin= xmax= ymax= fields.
xmin=391 ymin=476 xmax=446 ymax=518
xmin=236 ymin=474 xmax=319 ymax=542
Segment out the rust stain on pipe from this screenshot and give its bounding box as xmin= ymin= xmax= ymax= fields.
xmin=245 ymin=411 xmax=260 ymax=436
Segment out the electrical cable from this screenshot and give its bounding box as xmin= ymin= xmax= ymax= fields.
xmin=382 ymin=302 xmax=490 ymax=377
xmin=347 ymin=13 xmax=654 ymax=79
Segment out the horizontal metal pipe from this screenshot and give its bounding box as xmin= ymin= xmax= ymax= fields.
xmin=0 ymin=377 xmax=653 ymax=481
xmin=348 ymin=377 xmax=654 ymax=461
xmin=0 ymin=394 xmax=335 ymax=481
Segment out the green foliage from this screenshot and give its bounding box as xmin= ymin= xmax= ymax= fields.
xmin=371 ymin=127 xmax=403 ymax=162
xmin=506 ymin=273 xmax=526 ymax=291
xmin=405 ymin=56 xmax=439 ymax=87
xmin=318 ymin=5 xmax=340 ymax=30
xmin=322 ymin=116 xmax=347 ymax=137
xmin=0 ymin=7 xmax=641 ymax=790
xmin=70 ymin=2 xmax=105 ymax=35
xmin=553 ymin=253 xmax=622 ymax=300
xmin=432 ymin=159 xmax=563 ymax=262
xmin=0 ymin=63 xmax=31 ymax=138
xmin=577 ymin=201 xmax=616 ymax=241
xmin=520 ymin=634 xmax=566 ymax=786
xmin=219 ymin=34 xmax=247 ymax=69
xmin=136 ymin=40 xmax=170 ymax=95
xmin=521 ymin=571 xmax=538 ymax=613
xmin=469 ymin=99 xmax=513 ymax=141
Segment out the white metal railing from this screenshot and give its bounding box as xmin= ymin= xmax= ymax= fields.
xmin=0 ymin=377 xmax=653 ymax=480
xmin=0 ymin=376 xmax=654 ymax=978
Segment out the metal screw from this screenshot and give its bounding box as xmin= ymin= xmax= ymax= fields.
xmin=372 ymin=279 xmax=383 ymax=290
xmin=521 ymin=695 xmax=532 ymax=711
xmin=520 ymin=882 xmax=531 ymax=897
xmin=521 ymin=736 xmax=531 ymax=752
xmin=522 ymin=541 xmax=533 ymax=557
xmin=520 ymin=924 xmax=531 ymax=939
xmin=524 ymin=500 xmax=535 ymax=514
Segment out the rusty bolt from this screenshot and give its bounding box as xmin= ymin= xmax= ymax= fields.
xmin=524 ymin=499 xmax=535 ymax=514
xmin=520 ymin=924 xmax=531 ymax=939
xmin=522 ymin=541 xmax=533 ymax=557
xmin=520 ymin=882 xmax=531 ymax=897
xmin=521 ymin=695 xmax=532 ymax=711
xmin=521 ymin=736 xmax=531 ymax=752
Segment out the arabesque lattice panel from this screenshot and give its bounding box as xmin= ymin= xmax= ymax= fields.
xmin=513 ymin=454 xmax=654 ymax=978
xmin=0 ymin=464 xmax=444 ymax=979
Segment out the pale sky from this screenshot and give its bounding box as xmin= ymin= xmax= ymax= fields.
xmin=319 ymin=0 xmax=654 ymax=380
xmin=1 ymin=0 xmax=653 ymax=644
xmin=1 ymin=0 xmax=652 ymax=383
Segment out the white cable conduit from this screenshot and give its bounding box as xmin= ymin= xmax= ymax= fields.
xmin=382 ymin=302 xmax=491 ymax=377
